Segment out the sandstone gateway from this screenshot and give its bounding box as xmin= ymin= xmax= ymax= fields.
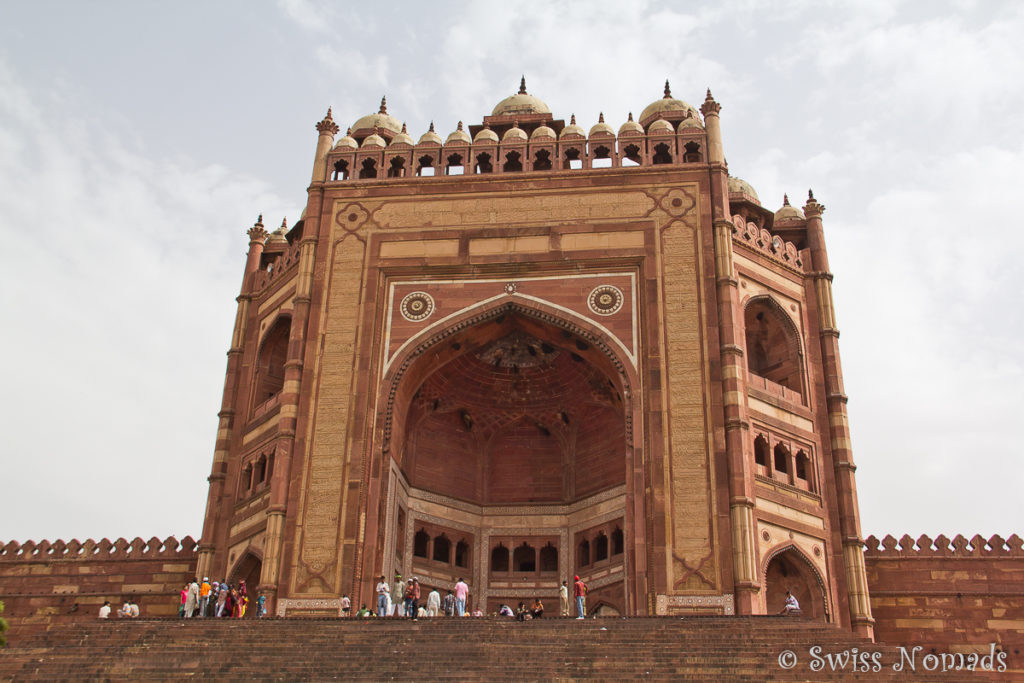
xmin=2 ymin=82 xmax=1021 ymax=654
xmin=198 ymin=80 xmax=868 ymax=630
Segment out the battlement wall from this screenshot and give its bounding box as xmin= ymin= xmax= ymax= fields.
xmin=0 ymin=536 xmax=198 ymax=636
xmin=864 ymin=534 xmax=1024 ymax=651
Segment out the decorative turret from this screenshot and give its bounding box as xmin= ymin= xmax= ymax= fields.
xmin=312 ymin=108 xmax=339 ymax=182
xmin=700 ymin=89 xmax=724 ymax=164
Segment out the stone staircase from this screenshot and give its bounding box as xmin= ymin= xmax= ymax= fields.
xmin=0 ymin=616 xmax=1003 ymax=681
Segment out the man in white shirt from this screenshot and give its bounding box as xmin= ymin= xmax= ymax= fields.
xmin=129 ymin=600 xmax=140 ymax=618
xmin=98 ymin=601 xmax=111 ymax=618
xmin=426 ymin=588 xmax=441 ymax=617
xmin=780 ymin=591 xmax=801 ymax=615
xmin=375 ymin=575 xmax=390 ymax=617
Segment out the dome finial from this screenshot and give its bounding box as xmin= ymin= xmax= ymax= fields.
xmin=429 ymin=120 xmax=435 ymax=132
xmin=783 ymin=193 xmax=791 ymax=206
xmin=705 ymin=88 xmax=714 ymax=101
xmin=519 ymin=75 xmax=527 ymax=94
xmin=280 ymin=217 xmax=288 ymax=230
xmin=808 ymin=188 xmax=815 ymax=200
xmin=346 ymin=127 xmax=352 ymax=136
xmin=457 ymin=120 xmax=464 ymax=130
xmin=627 ymin=111 xmax=634 ymax=121
xmin=401 ymin=122 xmax=407 ymax=133
xmin=379 ymin=96 xmax=387 ymax=114
xmin=664 ymin=79 xmax=672 ymax=98
xmin=513 ymin=119 xmax=520 ymax=129
xmin=316 ymin=107 xmax=340 ymax=135
xmin=598 ymin=112 xmax=605 ymax=123
xmin=570 ymin=113 xmax=576 ymax=125
xmin=326 ymin=106 xmax=333 ymax=119
xmin=256 ymin=214 xmax=264 ymax=227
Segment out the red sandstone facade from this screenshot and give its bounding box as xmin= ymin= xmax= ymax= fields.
xmin=3 ymin=81 xmax=1020 ymax=653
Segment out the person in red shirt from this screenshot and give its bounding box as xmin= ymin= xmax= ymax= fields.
xmin=573 ymin=575 xmax=587 ymax=619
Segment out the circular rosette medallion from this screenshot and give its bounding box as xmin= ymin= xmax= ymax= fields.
xmin=587 ymin=285 xmax=624 ymax=316
xmin=400 ymin=291 xmax=435 ymax=322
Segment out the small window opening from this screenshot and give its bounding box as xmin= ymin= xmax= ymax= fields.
xmin=241 ymin=464 xmax=252 ymax=492
xmin=539 ymin=543 xmax=558 ymax=572
xmin=533 ymin=149 xmax=552 ymax=171
xmin=652 ymin=142 xmax=672 ymax=164
xmin=754 ymin=434 xmax=769 ymax=467
xmin=796 ymin=450 xmax=810 ymax=482
xmin=594 ymin=533 xmax=609 ymax=562
xmin=683 ymin=141 xmax=701 ymax=163
xmin=592 ymin=145 xmax=612 ymax=168
xmin=578 ymin=539 xmax=590 ymax=567
xmin=474 ymin=152 xmax=493 ymax=174
xmin=503 ymin=150 xmax=522 ymax=172
xmin=358 ymin=158 xmax=377 ymax=179
xmin=332 ymin=159 xmax=349 ymax=180
xmin=433 ymin=534 xmax=451 ymax=563
xmin=455 ymin=540 xmax=469 ymax=568
xmin=622 ymin=144 xmax=641 ymax=166
xmin=416 ymin=155 xmax=435 ymax=177
xmin=445 ymin=153 xmax=464 ymax=175
xmin=513 ymin=543 xmax=536 ymax=572
xmin=774 ymin=443 xmax=790 ymax=475
xmin=387 ymin=156 xmax=406 ymax=178
xmin=612 ymin=527 xmax=624 ymax=555
xmin=255 ymin=455 xmax=267 ymax=483
xmin=413 ymin=529 xmax=429 ymax=558
xmin=491 ymin=544 xmax=509 ymax=572
xmin=562 ymin=147 xmax=582 ymax=170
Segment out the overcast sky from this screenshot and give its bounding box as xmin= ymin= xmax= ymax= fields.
xmin=1 ymin=0 xmax=1020 ymax=547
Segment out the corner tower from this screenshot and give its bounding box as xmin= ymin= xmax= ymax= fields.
xmin=197 ymin=80 xmax=873 ymax=637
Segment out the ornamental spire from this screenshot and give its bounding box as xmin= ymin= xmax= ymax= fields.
xmin=247 ymin=214 xmax=268 ymax=242
xmin=519 ymin=75 xmax=527 ymax=94
xmin=316 ymin=107 xmax=339 ymax=135
xmin=598 ymin=112 xmax=605 ymax=123
xmin=401 ymin=122 xmax=408 ymax=133
xmin=627 ymin=112 xmax=634 ymax=121
xmin=664 ymin=79 xmax=672 ymax=98
xmin=457 ymin=120 xmax=464 ymax=130
xmin=280 ymin=217 xmax=288 ymax=230
xmin=379 ymin=96 xmax=388 ymax=114
xmin=570 ymin=113 xmax=576 ymax=125
xmin=428 ymin=120 xmax=435 ymax=132
xmin=783 ymin=193 xmax=791 ymax=206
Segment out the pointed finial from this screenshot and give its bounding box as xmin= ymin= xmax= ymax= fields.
xmin=256 ymin=214 xmax=264 ymax=226
xmin=280 ymin=217 xmax=288 ymax=229
xmin=598 ymin=112 xmax=605 ymax=123
xmin=627 ymin=112 xmax=634 ymax=121
xmin=570 ymin=113 xmax=576 ymax=125
xmin=248 ymin=214 xmax=268 ymax=241
xmin=401 ymin=122 xmax=407 ymax=133
xmin=379 ymin=96 xmax=387 ymax=114
xmin=316 ymin=107 xmax=340 ymax=135
xmin=700 ymin=89 xmax=721 ymax=116
xmin=513 ymin=119 xmax=520 ymax=129
xmin=373 ymin=125 xmax=380 ymax=136
xmin=346 ymin=127 xmax=352 ymax=136
xmin=325 ymin=107 xmax=333 ymax=120
xmin=483 ymin=122 xmax=491 ymax=129
xmin=519 ymin=75 xmax=527 ymax=94
xmin=664 ymin=80 xmax=672 ymax=98
xmin=429 ymin=120 xmax=435 ymax=132
xmin=706 ymin=88 xmax=713 ymax=100
xmin=808 ymin=188 xmax=815 ymax=200
xmin=783 ymin=194 xmax=790 ymax=206
xmin=457 ymin=120 xmax=464 ymax=130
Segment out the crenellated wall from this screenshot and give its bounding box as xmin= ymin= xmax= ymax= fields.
xmin=0 ymin=536 xmax=198 ymax=637
xmin=864 ymin=533 xmax=1024 ymax=651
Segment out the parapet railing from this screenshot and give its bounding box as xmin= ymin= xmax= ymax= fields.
xmin=863 ymin=533 xmax=1024 ymax=557
xmin=0 ymin=536 xmax=199 ymax=561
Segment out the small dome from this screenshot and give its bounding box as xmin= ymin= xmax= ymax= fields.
xmin=677 ymin=114 xmax=704 ymax=131
xmin=267 ymin=218 xmax=288 ymax=247
xmin=588 ymin=112 xmax=614 ymax=137
xmin=361 ymin=129 xmax=386 ymax=148
xmin=389 ymin=123 xmax=414 ymax=146
xmin=446 ymin=121 xmax=471 ymax=144
xmin=352 ymin=96 xmax=402 ymax=136
xmin=647 ymin=118 xmax=673 ymax=134
xmin=418 ymin=121 xmax=442 ymax=145
xmin=560 ymin=114 xmax=585 ymax=138
xmin=728 ymin=176 xmax=760 ymax=204
xmin=492 ymin=76 xmax=551 ymax=117
xmin=333 ymin=127 xmax=357 ymax=150
xmin=619 ymin=112 xmax=643 ymax=135
xmin=774 ymin=194 xmax=805 ymax=222
xmin=531 ymin=124 xmax=556 ymax=139
xmin=502 ymin=121 xmax=527 ymax=142
xmin=639 ymin=81 xmax=701 ymax=123
xmin=474 ymin=124 xmax=499 ymax=143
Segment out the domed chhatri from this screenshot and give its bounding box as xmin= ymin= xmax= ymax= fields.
xmin=361 ymin=126 xmax=386 ymax=148
xmin=333 ymin=127 xmax=358 ymax=150
xmin=418 ymin=121 xmax=442 ymax=146
xmin=774 ymin=194 xmax=806 ymax=222
xmin=728 ymin=176 xmax=760 ymax=205
xmin=678 ymin=110 xmax=704 ymax=130
xmin=618 ymin=112 xmax=644 ymax=136
xmin=639 ymin=80 xmax=701 ymax=126
xmin=389 ymin=122 xmax=414 ymax=147
xmin=491 ymin=76 xmax=552 ymax=117
xmin=560 ymin=114 xmax=586 ymax=138
xmin=588 ymin=112 xmax=615 ymax=137
xmin=502 ymin=120 xmax=528 ymax=142
xmin=531 ymin=123 xmax=556 ymax=139
xmin=352 ymin=96 xmax=403 ymax=137
xmin=473 ymin=123 xmax=499 ymax=143
xmin=647 ymin=118 xmax=674 ymax=134
xmin=446 ymin=121 xmax=472 ymax=144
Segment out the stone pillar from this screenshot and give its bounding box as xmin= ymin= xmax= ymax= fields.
xmin=258 ymin=111 xmax=335 ymax=611
xmin=703 ymin=91 xmax=758 ymax=614
xmin=197 ymin=217 xmax=268 ymax=581
xmin=804 ymin=191 xmax=875 ymax=639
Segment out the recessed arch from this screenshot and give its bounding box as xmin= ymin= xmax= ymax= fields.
xmin=743 ymin=295 xmax=805 ymax=398
xmin=762 ymin=544 xmax=829 ymax=621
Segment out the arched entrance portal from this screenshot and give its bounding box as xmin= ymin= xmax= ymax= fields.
xmin=229 ymin=550 xmax=262 ymax=599
xmin=377 ymin=304 xmax=637 ymax=615
xmin=764 ymin=548 xmax=827 ymax=620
